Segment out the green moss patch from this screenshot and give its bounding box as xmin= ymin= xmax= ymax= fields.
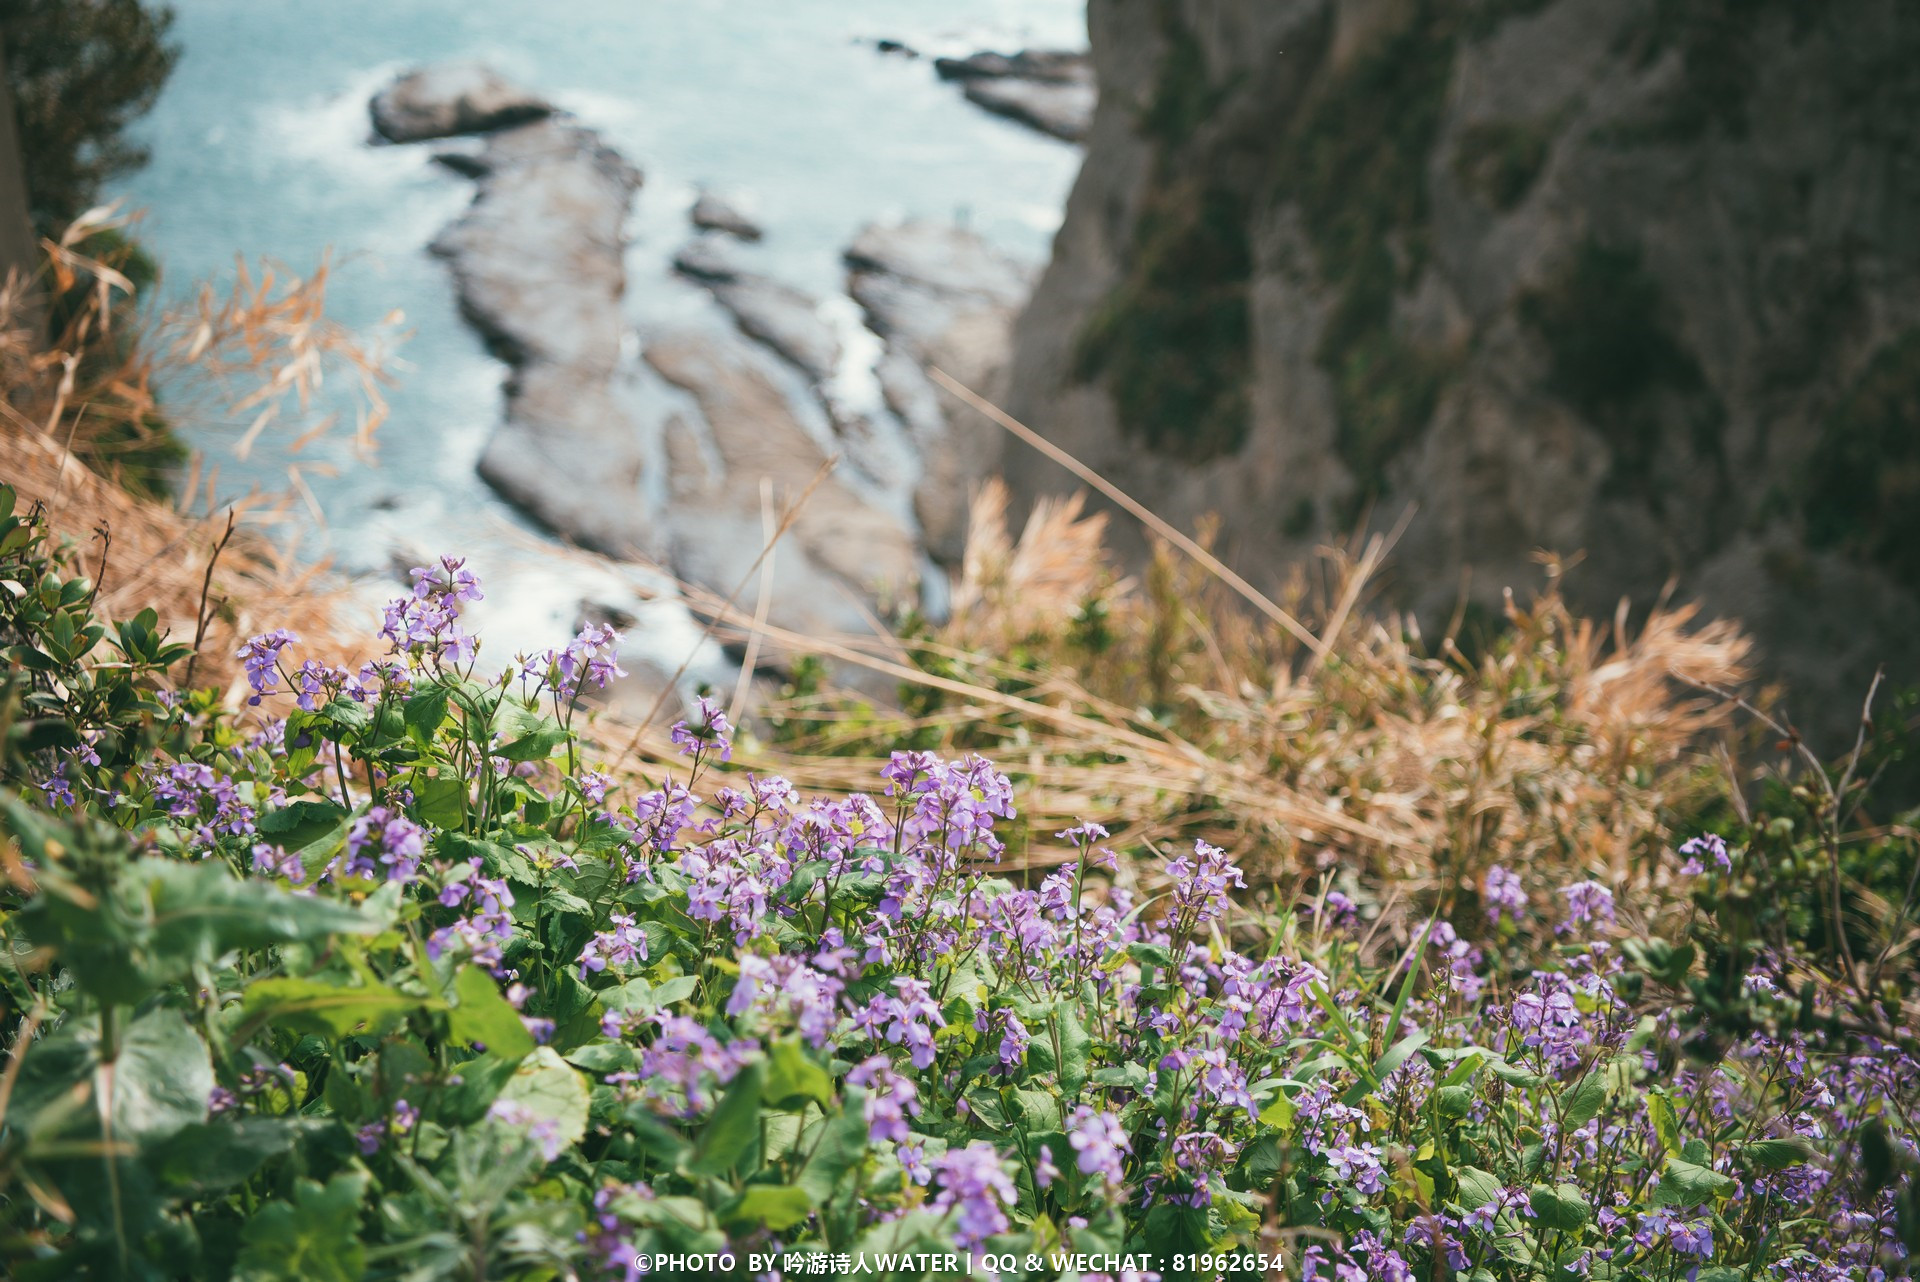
xmin=1803 ymin=328 xmax=1920 ymax=593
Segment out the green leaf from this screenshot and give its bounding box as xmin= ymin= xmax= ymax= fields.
xmin=1655 ymin=1156 xmax=1737 ymax=1206
xmin=1453 ymin=1166 xmax=1504 ymax=1213
xmin=493 ymin=702 xmax=568 ymax=762
xmin=234 ymin=1170 xmax=368 ymax=1282
xmin=147 ymin=1117 xmax=328 ymax=1197
xmin=1433 ymin=1084 xmax=1474 ymax=1119
xmin=764 ymin=1038 xmax=834 ymax=1112
xmin=1258 ymin=1089 xmax=1297 ymax=1131
xmin=1739 ymin=1137 xmax=1813 ymax=1170
xmin=1647 ymin=1090 xmax=1681 ymax=1157
xmin=1055 ymin=1005 xmax=1092 ymax=1095
xmin=494 ymin=1047 xmax=591 ymax=1154
xmin=1560 ymin=1065 xmax=1610 ymax=1131
xmin=9 ymin=1006 xmax=211 ymax=1147
xmin=447 ymin=965 xmax=536 ymax=1060
xmin=402 ymin=686 xmax=452 ymax=743
xmin=723 ymin=1184 xmax=814 ymax=1232
xmin=687 ymin=1060 xmax=766 ymax=1177
xmin=1529 ymin=1182 xmax=1590 ymax=1230
xmin=240 ymin=975 xmax=436 ymax=1041
xmin=796 ymin=1099 xmax=869 ymax=1205
xmin=413 ymin=776 xmax=468 ymax=829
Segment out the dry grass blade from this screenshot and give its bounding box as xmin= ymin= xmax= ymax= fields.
xmin=929 ymin=367 xmax=1326 ymax=658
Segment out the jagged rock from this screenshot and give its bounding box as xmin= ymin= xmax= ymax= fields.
xmin=845 ymin=222 xmax=1033 ymax=564
xmin=644 ymin=328 xmax=921 ymax=642
xmin=426 ymin=115 xmax=653 ymax=554
xmin=875 ymin=39 xmax=918 ymax=58
xmin=672 ymin=236 xmax=744 ymax=283
xmin=673 ymin=242 xmax=841 ymax=383
xmin=932 ymin=49 xmax=1095 ymax=142
xmin=689 ymin=192 xmax=763 ymax=241
xmin=962 ymin=78 xmax=1094 ymax=142
xmin=370 ymin=63 xmax=551 ymax=143
xmin=933 ymin=49 xmax=1090 ymax=83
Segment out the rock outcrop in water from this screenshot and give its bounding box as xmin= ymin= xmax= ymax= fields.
xmin=370 ymin=64 xmax=552 ymax=143
xmin=934 ymin=49 xmax=1095 ymax=143
xmin=672 ymin=238 xmax=841 ymax=384
xmin=376 ymin=66 xmax=1034 ymax=657
xmin=1000 ymin=0 xmax=1920 ymax=743
xmin=689 ymin=192 xmax=763 ymax=241
xmin=424 ymin=115 xmax=653 ymax=555
xmin=845 ymin=221 xmax=1033 ymax=564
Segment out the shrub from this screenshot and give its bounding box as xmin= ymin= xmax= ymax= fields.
xmin=1 ymin=485 xmax=1916 ymax=1280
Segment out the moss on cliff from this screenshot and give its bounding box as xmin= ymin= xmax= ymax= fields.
xmin=1454 ymin=118 xmax=1553 ymax=211
xmin=1520 ymin=238 xmax=1722 ymax=499
xmin=1283 ymin=4 xmax=1460 ymax=493
xmin=1073 ymin=4 xmax=1253 ymax=462
xmin=1803 ymin=328 xmax=1920 ymax=593
xmin=1075 ymin=182 xmax=1253 ymax=460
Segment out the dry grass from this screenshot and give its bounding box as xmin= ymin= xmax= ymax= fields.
xmin=0 ymin=217 xmax=1756 ymax=944
xmin=1 ymin=213 xmax=387 ymax=695
xmin=643 ymin=476 xmax=1754 ymax=944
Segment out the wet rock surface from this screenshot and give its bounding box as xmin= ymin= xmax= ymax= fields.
xmin=689 ymin=192 xmax=764 ymax=241
xmin=425 ymin=114 xmax=652 ymax=555
xmin=371 ymin=63 xmax=552 ymax=143
xmin=933 ymin=49 xmax=1094 ymax=142
xmin=845 ymin=221 xmax=1032 ymax=564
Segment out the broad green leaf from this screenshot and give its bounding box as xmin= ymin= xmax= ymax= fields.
xmin=1740 ymin=1137 xmax=1813 ymax=1170
xmin=1655 ymin=1156 xmax=1737 ymax=1206
xmin=723 ymin=1184 xmax=814 ymax=1232
xmin=402 ymin=686 xmax=452 ymax=743
xmin=1560 ymin=1065 xmax=1610 ymax=1131
xmin=234 ymin=1170 xmax=368 ymax=1282
xmin=1259 ymin=1089 xmax=1297 ymax=1131
xmin=686 ymin=1061 xmax=766 ymax=1177
xmin=9 ymin=1006 xmax=211 ymax=1146
xmin=240 ymin=975 xmax=436 ymax=1040
xmin=797 ymin=1100 xmax=870 ymax=1206
xmin=1529 ymin=1182 xmax=1590 ymax=1230
xmin=412 ymin=776 xmax=468 ymax=829
xmin=447 ymin=965 xmax=536 ymax=1060
xmin=765 ymin=1038 xmax=834 ymax=1112
xmin=493 ymin=702 xmax=567 ymax=762
xmin=1453 ymin=1166 xmax=1504 ymax=1213
xmin=1646 ymin=1090 xmax=1681 ymax=1156
xmin=1055 ymin=1005 xmax=1092 ymax=1095
xmin=148 ymin=1117 xmax=329 ymax=1197
xmin=494 ymin=1047 xmax=591 ymax=1153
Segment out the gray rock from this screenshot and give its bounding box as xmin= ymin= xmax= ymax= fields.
xmin=933 ymin=49 xmax=1090 ymax=83
xmin=845 ymin=221 xmax=1034 ymax=564
xmin=429 ymin=116 xmax=654 ymax=555
xmin=962 ymin=77 xmax=1095 ymax=142
xmin=645 ymin=328 xmax=922 ymax=641
xmin=672 ymin=236 xmax=744 ymax=283
xmin=1000 ymin=0 xmax=1920 ymax=748
xmin=370 ymin=63 xmax=551 ymax=143
xmin=673 ymin=240 xmax=842 ymax=383
xmin=690 ymin=192 xmax=764 ymax=241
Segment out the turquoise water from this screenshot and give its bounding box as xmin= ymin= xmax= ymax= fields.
xmin=108 ymin=0 xmax=1084 ymax=653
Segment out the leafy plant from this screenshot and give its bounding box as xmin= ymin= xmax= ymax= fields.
xmin=0 ymin=484 xmax=1914 ymax=1280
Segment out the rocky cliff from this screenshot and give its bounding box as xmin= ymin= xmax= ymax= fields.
xmin=1002 ymin=0 xmax=1920 ymax=741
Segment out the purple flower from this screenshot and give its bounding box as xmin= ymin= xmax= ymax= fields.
xmin=1164 ymin=840 xmax=1246 ymax=932
xmin=847 ymin=1054 xmax=921 ymax=1144
xmin=1067 ymin=1106 xmax=1129 ymax=1186
xmin=578 ymin=912 xmax=648 ymax=980
xmin=1678 ymin=834 xmax=1732 ymax=877
xmin=670 ymin=695 xmax=734 ymax=763
xmin=931 ymin=1142 xmax=1017 ymax=1249
xmin=236 ymin=629 xmax=298 ymax=704
xmin=1484 ymin=863 xmax=1527 ymax=923
xmin=342 ymin=806 xmax=426 ymax=883
xmin=1558 ymin=880 xmax=1615 ymax=934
